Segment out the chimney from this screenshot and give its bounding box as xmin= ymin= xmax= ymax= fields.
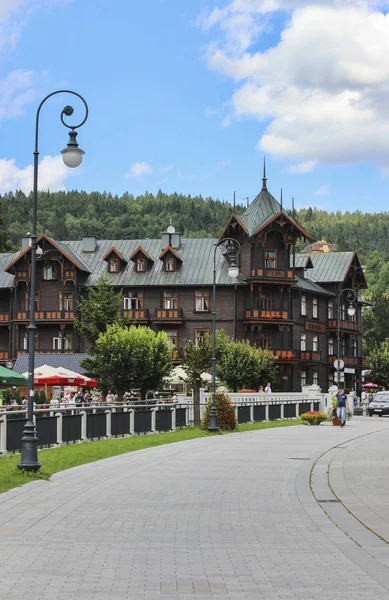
xmin=161 ymin=225 xmax=181 ymax=249
xmin=22 ymin=233 xmax=31 ymax=250
xmin=82 ymin=235 xmax=98 ymax=252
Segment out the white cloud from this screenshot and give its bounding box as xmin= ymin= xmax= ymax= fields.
xmin=125 ymin=162 xmax=153 ymax=178
xmin=0 ymin=70 xmax=37 ymax=121
xmin=0 ymin=155 xmax=76 ymax=194
xmin=286 ymin=160 xmax=316 ymax=174
xmin=200 ymin=2 xmax=389 ymax=170
xmin=314 ymin=184 xmax=331 ymax=196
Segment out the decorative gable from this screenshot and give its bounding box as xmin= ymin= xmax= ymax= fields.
xmin=158 ymin=246 xmax=183 ymax=273
xmin=102 ymin=247 xmax=128 ymax=273
xmin=129 ymin=246 xmax=154 ymax=273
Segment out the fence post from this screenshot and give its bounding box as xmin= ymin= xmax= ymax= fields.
xmin=265 ymin=403 xmax=269 ymax=421
xmin=151 ymin=408 xmax=156 ymax=432
xmin=80 ymin=410 xmax=87 ymax=440
xmin=106 ymin=410 xmax=112 ymax=438
xmin=171 ymin=406 xmax=176 ymax=431
xmin=280 ymin=401 xmax=284 ymax=420
xmin=56 ymin=411 xmax=63 ymax=446
xmin=250 ymin=404 xmax=254 ymax=423
xmin=129 ymin=408 xmax=135 ymax=435
xmin=0 ymin=415 xmax=7 ymax=454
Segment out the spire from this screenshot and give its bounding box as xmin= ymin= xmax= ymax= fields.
xmin=280 ymin=188 xmax=283 ymax=211
xmin=262 ymin=156 xmax=267 ymax=190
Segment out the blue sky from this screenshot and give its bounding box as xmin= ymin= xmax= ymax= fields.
xmin=1 ymin=0 xmax=389 ymax=213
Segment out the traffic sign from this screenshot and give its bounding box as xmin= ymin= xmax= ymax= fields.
xmin=334 ymin=358 xmax=344 ymax=370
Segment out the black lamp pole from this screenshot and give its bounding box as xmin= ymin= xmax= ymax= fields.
xmin=208 ymin=238 xmax=241 ymax=432
xmin=336 ymin=288 xmax=357 ymax=388
xmin=18 ymin=90 xmax=88 ymax=472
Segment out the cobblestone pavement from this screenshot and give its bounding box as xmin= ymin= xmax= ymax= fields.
xmin=1 ymin=417 xmax=389 ymax=599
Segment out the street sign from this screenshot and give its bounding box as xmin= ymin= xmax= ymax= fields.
xmin=334 ymin=359 xmax=344 ymax=370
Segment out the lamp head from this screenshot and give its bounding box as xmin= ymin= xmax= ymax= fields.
xmin=61 ymin=129 xmax=85 ymax=168
xmin=347 ymin=304 xmax=356 ymax=317
xmin=227 ymin=256 xmax=239 ymax=279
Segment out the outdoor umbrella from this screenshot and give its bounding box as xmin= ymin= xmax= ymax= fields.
xmin=22 ymin=365 xmax=86 ymax=386
xmin=0 ymin=365 xmax=28 ymax=386
xmin=362 ymin=382 xmax=380 ymax=389
xmin=55 ymin=367 xmax=98 ymax=387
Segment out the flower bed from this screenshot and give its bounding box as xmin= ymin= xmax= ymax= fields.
xmin=300 ymin=410 xmax=327 ymax=425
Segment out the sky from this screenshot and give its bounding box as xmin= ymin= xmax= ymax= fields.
xmin=1 ymin=0 xmax=389 ymax=214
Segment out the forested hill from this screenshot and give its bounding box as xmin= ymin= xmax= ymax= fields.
xmin=1 ymin=190 xmax=389 ymax=266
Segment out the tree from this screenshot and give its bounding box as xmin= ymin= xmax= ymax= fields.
xmin=217 ymin=341 xmax=277 ymax=392
xmin=367 ymin=340 xmax=389 ymax=387
xmin=0 ymin=214 xmax=12 ymax=252
xmin=362 ymin=291 xmax=389 ymax=353
xmin=75 ymin=277 xmax=125 ymax=350
xmin=81 ymin=324 xmax=173 ymax=400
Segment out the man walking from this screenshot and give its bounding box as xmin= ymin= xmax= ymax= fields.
xmin=337 ymin=388 xmax=349 ymax=427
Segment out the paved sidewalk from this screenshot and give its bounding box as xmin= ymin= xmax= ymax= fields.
xmin=1 ymin=418 xmax=389 ymax=599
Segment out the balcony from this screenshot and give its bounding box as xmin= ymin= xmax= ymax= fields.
xmin=123 ymin=308 xmax=150 ymax=321
xmin=342 ymin=356 xmax=369 ymax=367
xmin=272 ymin=349 xmax=296 ymax=361
xmin=153 ymin=307 xmax=184 ymax=322
xmin=249 ymin=268 xmax=295 ymax=281
xmin=0 ymin=313 xmax=10 ymax=324
xmin=328 ymin=319 xmax=358 ymax=331
xmin=245 ymin=309 xmax=289 ymax=321
xmin=16 ymin=310 xmax=75 ymax=321
xmin=301 ymin=351 xmax=321 ymax=362
xmin=0 ymin=351 xmax=9 ymax=361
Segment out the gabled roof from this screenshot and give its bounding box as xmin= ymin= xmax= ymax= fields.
xmin=293 ymin=276 xmax=335 ymax=297
xmin=294 ymin=251 xmax=366 ymax=286
xmin=158 ymin=245 xmax=183 ymax=262
xmin=102 ymin=246 xmax=128 ymax=263
xmin=295 ymin=255 xmax=313 ymax=269
xmin=128 ymin=245 xmax=155 ymax=262
xmin=4 ymin=233 xmax=91 ymax=273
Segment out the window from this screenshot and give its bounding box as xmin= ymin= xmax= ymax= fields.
xmin=194 ymin=328 xmax=209 ymax=346
xmin=109 ymin=258 xmax=119 ymax=273
xmin=300 ymin=369 xmax=307 ymax=388
xmin=64 ymin=331 xmax=73 ymax=350
xmin=260 ymin=292 xmax=272 ymax=310
xmin=164 ymin=290 xmax=178 ymax=309
xmin=312 ymin=370 xmax=318 ymax=386
xmin=341 ymin=303 xmax=345 ymax=321
xmin=300 ymin=333 xmax=307 ymax=351
xmin=124 ymin=291 xmax=144 ymax=310
xmin=25 ymin=291 xmax=39 ymax=311
xmin=165 ymin=257 xmax=175 ymax=272
xmin=265 ymin=249 xmax=276 ymax=268
xmin=135 ymin=258 xmax=146 ymax=272
xmin=166 ymin=330 xmax=178 ymax=348
xmin=261 ymin=332 xmax=272 ymax=349
xmin=328 ymin=299 xmax=334 ymax=319
xmin=341 ymin=337 xmax=346 ymax=355
xmin=53 ymin=337 xmax=62 ymax=350
xmin=43 ymin=264 xmax=57 ymax=280
xmin=312 ymin=335 xmax=319 ymax=352
xmin=328 ymin=338 xmax=334 ymax=356
xmin=312 ymin=297 xmax=318 ymax=319
xmin=23 ymin=331 xmax=28 ymax=350
xmin=301 ymin=295 xmax=307 ymax=316
xmin=195 ymin=290 xmax=210 ymax=312
xmin=59 ymin=291 xmax=74 ymax=311
xmin=351 ymin=337 xmax=357 ymax=357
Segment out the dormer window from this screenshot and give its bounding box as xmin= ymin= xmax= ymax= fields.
xmin=165 ymin=257 xmax=175 ymax=272
xmin=109 ymin=258 xmax=119 ymax=273
xmin=136 ymin=258 xmax=146 ymax=273
xmin=43 ymin=264 xmax=57 ymax=280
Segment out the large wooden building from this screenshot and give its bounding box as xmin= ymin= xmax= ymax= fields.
xmin=0 ymin=173 xmax=367 ymax=391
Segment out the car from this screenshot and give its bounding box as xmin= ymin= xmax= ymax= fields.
xmin=368 ymin=392 xmax=389 ymax=417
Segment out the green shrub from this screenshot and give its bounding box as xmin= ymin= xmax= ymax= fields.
xmin=201 ymin=391 xmax=237 ymax=431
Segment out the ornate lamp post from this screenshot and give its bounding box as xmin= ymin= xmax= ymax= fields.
xmin=336 ymin=288 xmax=357 ymax=388
xmin=208 ymin=238 xmax=241 ymax=432
xmin=18 ymin=91 xmax=88 ymax=472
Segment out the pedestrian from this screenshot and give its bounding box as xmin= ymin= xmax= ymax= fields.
xmin=146 ymin=389 xmax=156 ymax=404
xmin=336 ymin=388 xmax=349 ymax=427
xmin=106 ymin=390 xmax=114 ymax=404
xmin=258 ymin=386 xmax=264 ymax=393
xmin=265 ymin=382 xmax=272 ymax=393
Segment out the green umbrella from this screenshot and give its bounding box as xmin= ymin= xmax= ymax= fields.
xmin=0 ymin=365 xmax=28 ymax=386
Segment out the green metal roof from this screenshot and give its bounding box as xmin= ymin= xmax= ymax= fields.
xmin=293 ymin=276 xmax=334 ymax=297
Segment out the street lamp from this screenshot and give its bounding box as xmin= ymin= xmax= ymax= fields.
xmin=208 ymin=238 xmax=241 ymax=432
xmin=336 ymin=288 xmax=357 ymax=388
xmin=18 ymin=91 xmax=88 ymax=472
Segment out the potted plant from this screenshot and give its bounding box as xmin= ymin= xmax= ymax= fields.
xmin=300 ymin=410 xmax=327 ymax=425
xmin=327 ymin=396 xmax=341 ymax=426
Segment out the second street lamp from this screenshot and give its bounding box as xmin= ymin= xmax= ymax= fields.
xmin=336 ymin=287 xmax=357 ymax=388
xmin=208 ymin=238 xmax=241 ymax=433
xmin=17 ymin=90 xmax=88 ymax=472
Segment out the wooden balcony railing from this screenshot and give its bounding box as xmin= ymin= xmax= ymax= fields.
xmin=16 ymin=310 xmax=75 ymax=321
xmin=0 ymin=313 xmax=10 ymax=323
xmin=272 ymin=349 xmax=296 ymax=361
xmin=122 ymin=308 xmax=149 ymax=320
xmin=245 ymin=309 xmax=288 ymax=320
xmin=328 ymin=319 xmax=358 ymax=331
xmin=154 ymin=308 xmax=184 ymax=321
xmin=250 ymin=268 xmax=294 ymax=280
xmin=0 ymin=351 xmax=9 ymax=360
xmin=301 ymin=351 xmax=321 ymax=361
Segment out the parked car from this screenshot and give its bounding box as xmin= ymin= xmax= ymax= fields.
xmin=368 ymin=392 xmax=389 ymax=417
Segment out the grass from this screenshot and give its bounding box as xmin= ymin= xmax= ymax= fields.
xmin=0 ymin=419 xmax=303 ymax=495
